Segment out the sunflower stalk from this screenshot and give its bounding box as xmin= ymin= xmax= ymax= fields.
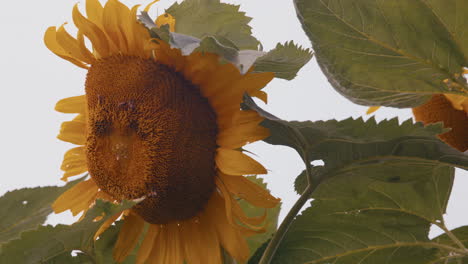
xmin=258 ymin=148 xmax=323 ymax=264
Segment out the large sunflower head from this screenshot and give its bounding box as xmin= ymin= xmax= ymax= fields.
xmin=45 ymin=0 xmax=280 ymax=263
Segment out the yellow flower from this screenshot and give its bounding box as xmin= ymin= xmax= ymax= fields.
xmin=45 ymin=0 xmax=280 ymax=263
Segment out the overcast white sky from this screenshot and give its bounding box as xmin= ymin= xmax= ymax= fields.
xmin=0 ymin=0 xmax=466 ymax=237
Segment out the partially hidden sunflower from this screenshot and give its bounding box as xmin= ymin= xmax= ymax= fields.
xmin=368 ymin=93 xmax=468 ymax=152
xmin=44 ymin=0 xmax=280 ymax=263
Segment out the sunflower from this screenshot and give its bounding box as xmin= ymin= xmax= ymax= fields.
xmin=45 ymin=0 xmax=280 ymax=263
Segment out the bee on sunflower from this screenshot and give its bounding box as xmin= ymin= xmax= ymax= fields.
xmin=45 ymin=0 xmax=280 ymax=263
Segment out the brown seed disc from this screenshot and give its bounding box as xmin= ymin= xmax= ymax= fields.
xmin=413 ymin=94 xmax=468 ymax=152
xmin=85 ymin=55 xmax=218 ymax=224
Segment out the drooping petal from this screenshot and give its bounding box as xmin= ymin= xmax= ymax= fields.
xmin=216 ymin=148 xmax=267 ymax=175
xmin=136 ymin=225 xmax=160 ymax=264
xmin=209 ymin=193 xmax=250 ymax=262
xmin=94 ymin=211 xmax=123 ymax=240
xmin=219 ymin=173 xmax=280 ymax=208
xmin=60 ymin=146 xmax=87 ymax=181
xmin=216 ymin=178 xmax=266 ymax=232
xmin=52 ymin=179 xmax=98 ymax=215
xmin=113 ymin=212 xmax=146 ymax=262
xmin=163 ymin=223 xmax=184 ymax=264
xmin=146 ymin=226 xmax=166 ymax=264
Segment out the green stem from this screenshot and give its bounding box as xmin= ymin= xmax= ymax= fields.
xmin=437 ymin=222 xmax=468 ymax=252
xmin=258 ymin=129 xmax=319 ymax=264
xmin=258 ymin=184 xmax=314 ymax=264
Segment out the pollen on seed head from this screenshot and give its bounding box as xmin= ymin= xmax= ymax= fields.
xmin=85 ymin=55 xmax=218 ymax=224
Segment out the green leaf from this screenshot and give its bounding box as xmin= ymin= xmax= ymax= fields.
xmin=94 ymin=221 xmax=141 ymax=264
xmin=294 ymin=0 xmax=468 ymax=107
xmin=240 ymin=177 xmax=281 ymax=254
xmin=431 ymin=226 xmax=468 ymax=263
xmin=0 ymin=200 xmax=136 ymax=264
xmin=0 ymin=177 xmax=83 ymax=246
xmin=244 ymin=96 xmax=468 ymax=263
xmin=253 ymin=41 xmax=313 ymax=80
xmin=139 ymin=13 xmax=310 ymax=80
xmin=166 ymin=0 xmax=259 ymax=50
xmin=272 ymin=167 xmax=451 ymax=264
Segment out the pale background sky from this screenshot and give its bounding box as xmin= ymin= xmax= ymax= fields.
xmin=0 ymin=0 xmax=466 ymax=238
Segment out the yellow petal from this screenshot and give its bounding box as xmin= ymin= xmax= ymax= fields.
xmin=196 ymin=204 xmax=223 ymax=264
xmin=366 ymin=106 xmax=380 ymax=115
xmin=217 ymin=121 xmax=269 ymax=149
xmin=73 ymin=4 xmax=110 ymax=58
xmin=94 ymin=211 xmax=122 ymax=240
xmin=444 ymin=94 xmax=468 ymax=113
xmin=44 ymin=27 xmax=89 ymax=69
xmin=164 ymin=223 xmax=184 ymax=264
xmin=219 ymin=173 xmax=279 ymax=208
xmin=56 ymin=25 xmax=95 ymax=64
xmin=147 ymin=226 xmax=166 ymax=264
xmin=113 ymin=212 xmax=145 ymax=262
xmin=60 ymin=147 xmax=87 ymax=181
xmin=156 ymin=13 xmax=176 ymax=32
xmin=86 ymin=0 xmax=104 ymax=26
xmin=52 ymin=179 xmax=98 ymax=215
xmin=144 ymin=0 xmax=160 ymax=12
xmin=57 ymin=120 xmax=87 ymax=145
xmin=200 ymin=63 xmax=241 ymax=98
xmin=102 ymin=0 xmax=129 ymax=53
xmin=55 ymin=95 xmax=86 ymax=114
xmin=136 ymin=225 xmax=160 ymax=264
xmin=216 ymin=148 xmax=267 ymax=175
xmin=250 ymin=90 xmax=268 ymax=103
xmin=180 ymin=220 xmax=205 ymax=264
xmin=243 ymin=72 xmax=275 ymax=94
xmin=216 ymin=178 xmax=266 ymax=232
xmin=209 ymin=193 xmax=250 ymax=262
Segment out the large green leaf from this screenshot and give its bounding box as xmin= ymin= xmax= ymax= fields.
xmin=0 ymin=200 xmax=135 ymax=264
xmin=432 ymin=226 xmax=468 ymax=263
xmin=244 ymin=96 xmax=468 ymax=263
xmin=0 ymin=177 xmax=83 ymax=246
xmin=294 ymin=0 xmax=468 ymax=107
xmin=271 ymin=167 xmax=452 ymax=263
xmin=166 ymin=0 xmax=259 ymax=50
